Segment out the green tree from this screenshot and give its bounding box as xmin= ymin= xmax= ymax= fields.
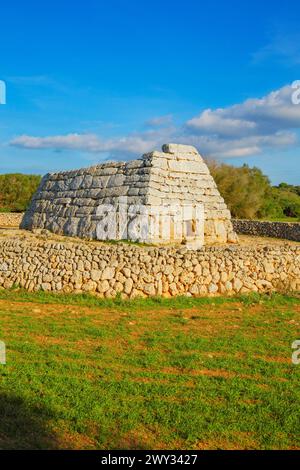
xmin=207 ymin=161 xmax=300 ymax=220
xmin=0 ymin=174 xmax=41 ymax=212
xmin=207 ymin=161 xmax=271 ymax=219
xmin=269 ymin=187 xmax=300 ymax=218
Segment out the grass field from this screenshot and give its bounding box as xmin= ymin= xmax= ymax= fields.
xmin=0 ymin=289 xmax=299 ymax=450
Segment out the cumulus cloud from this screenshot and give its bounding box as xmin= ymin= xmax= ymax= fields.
xmin=187 ymin=110 xmax=256 ymax=138
xmin=182 ymin=83 xmax=300 ymax=157
xmin=186 ymin=85 xmax=300 ymax=136
xmin=11 ymin=133 xmax=154 ymax=154
xmin=10 ymin=83 xmax=300 ymax=159
xmin=183 ymin=131 xmax=297 ymax=159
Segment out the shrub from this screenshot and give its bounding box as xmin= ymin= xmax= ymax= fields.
xmin=207 ymin=161 xmax=300 ymax=220
xmin=0 ymin=174 xmax=41 ymax=212
xmin=207 ymin=161 xmax=271 ymax=219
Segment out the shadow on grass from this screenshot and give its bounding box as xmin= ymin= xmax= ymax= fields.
xmin=0 ymin=392 xmax=58 ymax=450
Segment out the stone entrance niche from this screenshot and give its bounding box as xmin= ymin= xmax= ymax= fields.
xmin=21 ymin=143 xmax=237 ymax=246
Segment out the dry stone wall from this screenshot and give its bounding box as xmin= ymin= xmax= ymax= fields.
xmin=233 ymin=219 xmax=300 ymax=242
xmin=21 ymin=144 xmax=237 ymax=246
xmin=0 ymin=212 xmax=23 ymax=227
xmin=0 ymin=238 xmax=298 ymax=297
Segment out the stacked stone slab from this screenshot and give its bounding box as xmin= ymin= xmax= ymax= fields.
xmin=21 ymin=143 xmax=237 ymax=245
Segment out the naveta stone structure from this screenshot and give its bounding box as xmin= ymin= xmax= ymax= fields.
xmin=21 ymin=144 xmax=237 ymax=246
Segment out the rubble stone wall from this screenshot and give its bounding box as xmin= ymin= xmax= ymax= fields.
xmin=0 ymin=238 xmax=298 ymax=297
xmin=233 ymin=219 xmax=300 ymax=242
xmin=0 ymin=212 xmax=23 ymax=227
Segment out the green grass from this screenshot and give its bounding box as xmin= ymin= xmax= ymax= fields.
xmin=0 ymin=289 xmax=299 ymax=450
xmin=0 ymin=287 xmax=298 ymax=311
xmin=0 ymin=208 xmax=12 ymax=213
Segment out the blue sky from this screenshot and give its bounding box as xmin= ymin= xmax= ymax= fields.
xmin=0 ymin=0 xmax=300 ymax=184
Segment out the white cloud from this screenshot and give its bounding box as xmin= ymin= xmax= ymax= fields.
xmin=186 ymin=85 xmax=300 ymax=136
xmin=183 ymin=83 xmax=300 ymax=157
xmin=10 ymin=83 xmax=300 ymax=160
xmin=187 ymin=109 xmax=256 ymax=137
xmin=11 ymin=133 xmax=156 ymax=155
xmin=184 ymin=131 xmax=297 ymax=159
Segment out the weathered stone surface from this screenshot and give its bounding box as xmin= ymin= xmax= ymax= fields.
xmin=101 ymin=267 xmax=115 ymax=280
xmin=91 ymin=269 xmax=102 ymax=281
xmin=162 ymin=143 xmax=198 ymax=155
xmin=124 ymin=278 xmax=134 ymax=295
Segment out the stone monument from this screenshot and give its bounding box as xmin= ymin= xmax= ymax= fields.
xmin=21 ymin=143 xmax=237 ymax=246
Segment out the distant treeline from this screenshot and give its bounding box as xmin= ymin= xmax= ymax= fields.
xmin=0 ymin=173 xmax=41 ymax=212
xmin=208 ymin=161 xmax=300 ymax=221
xmin=0 ymin=167 xmax=299 ymax=220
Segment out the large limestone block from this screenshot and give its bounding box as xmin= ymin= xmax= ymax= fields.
xmin=147 ymin=156 xmax=168 ymax=170
xmin=124 ymin=159 xmax=143 ymax=170
xmin=167 ymin=159 xmax=210 ymax=175
xmin=162 ymin=143 xmax=199 ymax=155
